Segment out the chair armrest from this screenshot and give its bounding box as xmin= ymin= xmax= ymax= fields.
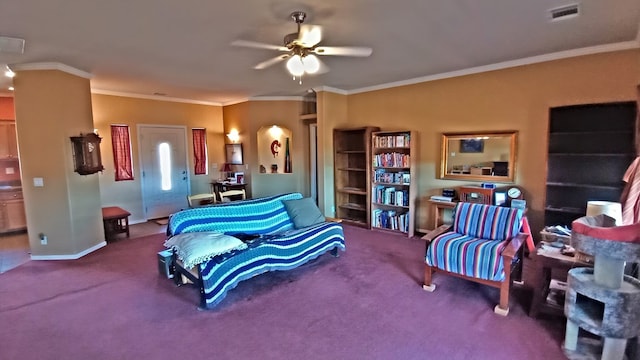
xmin=325 ymin=217 xmax=343 ymax=223
xmin=422 ymin=224 xmax=452 ymax=242
xmin=502 ymin=233 xmax=527 ymax=259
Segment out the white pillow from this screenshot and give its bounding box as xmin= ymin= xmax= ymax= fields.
xmin=164 ymin=231 xmax=248 ymax=268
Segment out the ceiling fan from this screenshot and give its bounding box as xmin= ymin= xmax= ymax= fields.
xmin=231 ymin=11 xmax=372 ymax=81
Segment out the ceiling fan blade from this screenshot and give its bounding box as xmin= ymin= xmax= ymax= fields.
xmin=315 ymin=57 xmax=330 ymax=74
xmin=231 ymin=40 xmax=288 ymax=52
xmin=298 ymin=25 xmax=322 ymax=47
xmin=254 ymin=54 xmax=291 ymax=70
xmin=313 ymin=46 xmax=373 ymax=57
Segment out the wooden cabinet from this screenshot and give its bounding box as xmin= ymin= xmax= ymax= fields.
xmin=0 ymin=120 xmax=18 ymax=159
xmin=545 ymin=102 xmax=637 ymax=227
xmin=371 ymin=130 xmax=417 ymax=237
xmin=333 ymin=127 xmax=379 ymax=227
xmin=0 ymin=190 xmax=26 ymax=233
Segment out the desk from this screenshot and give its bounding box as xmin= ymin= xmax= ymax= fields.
xmin=210 ymin=181 xmax=247 ymax=202
xmin=529 ymin=242 xmax=591 ymax=318
xmin=102 ymin=206 xmax=131 ymax=241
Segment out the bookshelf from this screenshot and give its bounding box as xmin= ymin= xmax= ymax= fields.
xmin=371 ymin=130 xmax=417 ymax=237
xmin=334 ymin=127 xmax=380 ymax=227
xmin=545 ymin=102 xmax=637 ymax=227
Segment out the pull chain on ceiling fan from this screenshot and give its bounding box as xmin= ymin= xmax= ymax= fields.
xmin=231 ymin=11 xmax=373 ymax=84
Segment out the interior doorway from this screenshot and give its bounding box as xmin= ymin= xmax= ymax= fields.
xmin=138 ymin=125 xmax=190 ymax=219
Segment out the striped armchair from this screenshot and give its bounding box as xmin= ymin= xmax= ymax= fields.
xmin=423 ymin=202 xmax=526 ymax=316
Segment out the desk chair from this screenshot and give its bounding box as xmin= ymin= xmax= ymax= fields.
xmin=187 ymin=193 xmax=216 ymax=208
xmin=219 ymin=189 xmax=246 ymax=202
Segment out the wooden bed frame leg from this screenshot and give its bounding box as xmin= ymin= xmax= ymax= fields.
xmin=422 ymin=265 xmax=436 ymax=292
xmin=330 ymin=247 xmax=340 ymax=257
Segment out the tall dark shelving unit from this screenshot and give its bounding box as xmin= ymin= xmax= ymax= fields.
xmin=545 ymin=101 xmax=637 ymax=227
xmin=334 ymin=126 xmax=379 ymax=227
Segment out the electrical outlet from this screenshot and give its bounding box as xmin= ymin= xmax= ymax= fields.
xmin=39 ymin=233 xmax=47 ymax=245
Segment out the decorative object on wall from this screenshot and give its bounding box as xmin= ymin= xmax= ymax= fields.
xmin=440 ymin=131 xmax=517 ymax=182
xmin=225 ymin=143 xmax=243 ymax=165
xmin=258 ymin=125 xmax=292 ymax=175
xmin=270 ymin=140 xmax=281 ymax=157
xmin=70 ymin=132 xmax=104 ymax=175
xmin=284 ymin=137 xmax=292 ymax=173
xmin=460 ymin=139 xmax=484 ymax=153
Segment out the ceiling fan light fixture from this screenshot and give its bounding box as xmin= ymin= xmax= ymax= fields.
xmin=286 ymin=55 xmax=305 ymax=76
xmin=302 ymin=54 xmax=320 ymax=74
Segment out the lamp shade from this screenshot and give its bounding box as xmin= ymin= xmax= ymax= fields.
xmin=286 ymin=55 xmax=305 ymax=76
xmin=302 ymin=54 xmax=320 ymax=74
xmin=222 ymin=163 xmax=232 ymax=172
xmin=586 ymin=200 xmax=622 ymax=225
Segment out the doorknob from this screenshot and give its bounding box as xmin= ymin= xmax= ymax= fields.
xmin=182 ymin=170 xmax=186 ymax=174
xmin=182 ymin=177 xmax=187 ymax=181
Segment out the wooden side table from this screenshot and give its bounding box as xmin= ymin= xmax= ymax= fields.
xmin=427 ymin=200 xmax=457 ymax=230
xmin=529 ymin=242 xmax=591 ymax=317
xmin=102 ymin=206 xmax=131 ymax=242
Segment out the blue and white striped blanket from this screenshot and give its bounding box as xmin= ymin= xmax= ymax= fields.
xmin=166 ymin=193 xmax=346 ymax=308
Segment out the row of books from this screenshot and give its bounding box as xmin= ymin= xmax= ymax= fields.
xmin=373 ymin=134 xmax=411 ymax=148
xmin=373 ymin=152 xmax=411 ymax=168
xmin=374 ymin=169 xmax=410 ymax=184
xmin=372 ymin=209 xmax=410 ymax=233
xmin=373 ymin=186 xmax=409 ymax=207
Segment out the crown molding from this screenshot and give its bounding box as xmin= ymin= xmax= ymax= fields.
xmin=313 ymin=86 xmax=348 ymax=95
xmin=248 ymin=95 xmax=304 ymax=102
xmin=9 ymin=62 xmax=93 ymax=79
xmin=91 ymin=88 xmax=222 ymax=106
xmin=347 ymin=40 xmax=640 ymax=95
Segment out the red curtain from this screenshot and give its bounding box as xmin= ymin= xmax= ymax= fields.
xmin=111 ymin=125 xmax=134 ymax=181
xmin=192 ymin=128 xmax=207 ymax=175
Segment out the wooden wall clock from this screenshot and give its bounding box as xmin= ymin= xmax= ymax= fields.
xmin=70 ymin=133 xmax=104 ymax=175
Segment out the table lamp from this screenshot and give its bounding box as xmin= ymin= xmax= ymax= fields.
xmin=221 ymin=163 xmax=232 ymax=180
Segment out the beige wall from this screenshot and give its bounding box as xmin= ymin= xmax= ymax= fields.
xmin=316 ymin=91 xmax=348 ymax=216
xmin=13 ymin=70 xmax=102 ymax=256
xmin=342 ymin=49 xmax=640 ymax=232
xmin=91 ymin=94 xmax=225 ymax=222
xmin=223 ymin=100 xmax=309 ymax=198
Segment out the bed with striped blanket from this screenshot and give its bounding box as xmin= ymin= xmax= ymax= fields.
xmin=166 ymin=192 xmax=345 ymax=309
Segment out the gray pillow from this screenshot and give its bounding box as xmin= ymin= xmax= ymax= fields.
xmin=164 ymin=231 xmax=247 ymax=268
xmin=283 ymin=197 xmax=326 ymax=229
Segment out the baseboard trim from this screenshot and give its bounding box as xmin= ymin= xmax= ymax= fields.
xmin=31 ymin=241 xmax=107 ymax=260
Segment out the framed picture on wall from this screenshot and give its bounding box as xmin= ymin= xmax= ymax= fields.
xmin=459 ymin=139 xmax=484 ymax=153
xmin=225 ymin=143 xmax=243 ymax=165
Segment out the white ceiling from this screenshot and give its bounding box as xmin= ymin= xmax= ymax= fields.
xmin=1 ymin=1 xmax=639 ymax=105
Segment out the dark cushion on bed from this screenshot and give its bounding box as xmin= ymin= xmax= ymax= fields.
xmin=283 ymin=197 xmax=326 ymax=229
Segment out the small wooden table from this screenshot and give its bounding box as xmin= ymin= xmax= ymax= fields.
xmin=102 ymin=206 xmax=131 ymax=241
xmin=529 ymin=242 xmax=591 ymax=317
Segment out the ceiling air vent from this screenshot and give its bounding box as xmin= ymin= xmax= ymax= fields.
xmin=549 ymin=4 xmax=580 ymax=21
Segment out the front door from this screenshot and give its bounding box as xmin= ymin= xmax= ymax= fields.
xmin=139 ymin=125 xmax=189 ymax=219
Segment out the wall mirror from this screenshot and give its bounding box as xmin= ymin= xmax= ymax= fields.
xmin=440 ymin=131 xmax=517 ymax=182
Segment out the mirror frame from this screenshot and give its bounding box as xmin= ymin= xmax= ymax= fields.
xmin=440 ymin=131 xmax=518 ymax=183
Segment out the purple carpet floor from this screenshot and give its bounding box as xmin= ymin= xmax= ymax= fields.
xmin=0 ymin=225 xmax=567 ymax=359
